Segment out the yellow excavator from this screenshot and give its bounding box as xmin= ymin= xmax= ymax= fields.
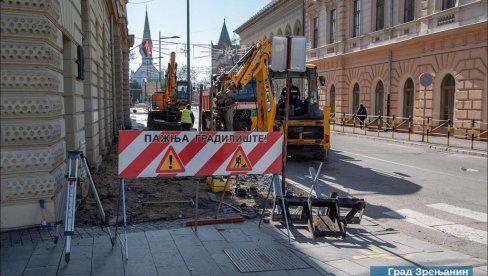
xmin=206 ymin=39 xmax=330 ymax=160
xmin=147 ymin=52 xmax=192 ymax=130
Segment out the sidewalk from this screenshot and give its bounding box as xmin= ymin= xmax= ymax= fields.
xmin=331 ymin=125 xmax=487 ymax=157
xmin=1 ymin=217 xmax=486 ymax=275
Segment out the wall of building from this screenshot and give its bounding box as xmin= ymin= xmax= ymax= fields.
xmin=0 ymin=0 xmax=132 ymax=230
xmin=305 ymin=0 xmax=487 ymax=132
xmin=235 ymin=0 xmax=303 ymax=49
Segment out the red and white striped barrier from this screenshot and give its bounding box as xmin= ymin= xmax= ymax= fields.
xmin=118 ymin=131 xmax=283 ymax=178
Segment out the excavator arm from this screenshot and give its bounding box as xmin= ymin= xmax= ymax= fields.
xmin=164 ymin=52 xmax=177 ymax=107
xmin=224 ymin=40 xmax=276 ymax=132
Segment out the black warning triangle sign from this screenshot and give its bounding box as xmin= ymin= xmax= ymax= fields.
xmin=226 ymin=146 xmax=252 ymax=172
xmin=155 ymin=146 xmax=185 ymax=174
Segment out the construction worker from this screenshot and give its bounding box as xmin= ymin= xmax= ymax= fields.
xmin=180 ymin=104 xmax=194 ymax=131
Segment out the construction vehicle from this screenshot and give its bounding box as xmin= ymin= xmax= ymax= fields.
xmin=147 ymin=52 xmax=192 ymax=130
xmin=200 ymin=78 xmax=258 ymax=131
xmin=201 ymin=39 xmax=330 ymax=160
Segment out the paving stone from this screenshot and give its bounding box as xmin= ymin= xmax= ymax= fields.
xmin=148 ymin=240 xmax=178 ymax=254
xmin=1 ymin=244 xmax=35 ymax=260
xmin=327 ymin=259 xmax=373 ymax=275
xmin=33 ymin=241 xmax=64 ymax=255
xmin=123 ymin=258 xmax=157 ymax=276
xmin=299 ymin=246 xmax=355 ymax=262
xmin=195 ymin=226 xmax=226 ymax=241
xmin=126 ymin=233 xmax=149 ymax=249
xmin=91 ymin=251 xmax=124 ymax=275
xmin=125 ymin=247 xmax=153 ymax=261
xmin=313 ymin=261 xmax=352 ymax=275
xmin=0 ymin=258 xmax=29 ymax=276
xmin=27 ymin=252 xmax=63 ymax=268
xmin=151 ymin=251 xmax=187 ymax=268
xmin=22 ymin=266 xmax=58 ymax=276
xmin=183 ymin=257 xmax=225 ymax=276
xmin=286 ymin=268 xmax=323 ymax=276
xmin=156 ymin=265 xmax=192 ymax=276
xmin=220 ymin=228 xmax=252 ymax=242
xmin=145 ymin=229 xmax=172 ymax=239
xmin=202 ymin=240 xmax=232 ymax=255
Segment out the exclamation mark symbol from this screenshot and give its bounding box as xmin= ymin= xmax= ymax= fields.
xmin=169 ymin=155 xmax=173 ymax=169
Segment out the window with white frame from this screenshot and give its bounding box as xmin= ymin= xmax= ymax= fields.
xmin=330 ymin=9 xmax=337 ymax=43
xmin=313 ymin=17 xmax=319 ymax=48
xmin=353 ymin=0 xmax=361 ymax=37
xmin=376 ymin=0 xmax=385 ymax=31
xmin=404 ymin=0 xmax=415 ymax=22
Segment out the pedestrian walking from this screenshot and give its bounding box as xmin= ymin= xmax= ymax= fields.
xmin=357 ymin=104 xmax=367 ymax=129
xmin=180 ymin=104 xmax=195 ymax=131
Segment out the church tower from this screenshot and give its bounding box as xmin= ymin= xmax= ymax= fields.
xmin=131 ymin=9 xmax=161 ymax=97
xmin=212 ymin=19 xmax=238 ymax=75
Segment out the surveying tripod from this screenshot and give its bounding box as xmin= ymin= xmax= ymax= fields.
xmin=55 ymin=150 xmax=114 ymax=263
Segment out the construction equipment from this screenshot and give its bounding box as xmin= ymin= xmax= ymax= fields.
xmin=201 ymin=39 xmax=330 ymax=159
xmin=147 ymin=51 xmax=192 ymax=130
xmin=55 ymin=151 xmax=113 ymax=263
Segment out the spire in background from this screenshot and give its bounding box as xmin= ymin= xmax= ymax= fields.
xmin=217 ymin=19 xmax=232 ymax=48
xmin=140 ymin=8 xmax=153 ymax=64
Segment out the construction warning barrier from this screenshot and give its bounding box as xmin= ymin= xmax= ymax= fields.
xmin=118 ymin=131 xmax=283 ymax=177
xmin=114 ymin=130 xmax=284 ymax=259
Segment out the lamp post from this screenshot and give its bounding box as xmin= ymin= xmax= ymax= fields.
xmin=159 ymin=33 xmax=179 ymax=91
xmin=187 ymin=0 xmax=191 ymax=96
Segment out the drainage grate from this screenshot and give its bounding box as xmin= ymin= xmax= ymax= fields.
xmin=224 ymin=246 xmax=310 ymax=272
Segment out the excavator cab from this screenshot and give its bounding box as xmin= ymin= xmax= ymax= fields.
xmin=271 ymin=64 xmax=330 ymax=160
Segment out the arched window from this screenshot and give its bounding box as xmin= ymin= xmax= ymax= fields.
xmin=440 ymin=74 xmax=455 ymax=121
xmin=293 ymin=20 xmax=302 ymax=35
xmin=353 ymin=83 xmax=360 ymax=112
xmin=285 ymin=24 xmax=292 ymax=36
xmin=403 ymin=78 xmax=414 ymax=118
xmin=375 ymin=81 xmax=384 ymax=115
xmin=330 ymin=85 xmax=336 ymax=114
xmin=277 ymin=28 xmax=283 ymax=36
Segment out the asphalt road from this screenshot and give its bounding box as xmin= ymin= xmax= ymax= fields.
xmin=285 ymin=134 xmax=488 ymax=260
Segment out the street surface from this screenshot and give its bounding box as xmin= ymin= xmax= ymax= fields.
xmin=131 ymin=106 xmax=487 ymax=260
xmin=285 ymin=135 xmax=487 ymax=260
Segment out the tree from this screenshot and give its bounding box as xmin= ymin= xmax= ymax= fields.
xmin=176 ymin=64 xmax=198 ymax=84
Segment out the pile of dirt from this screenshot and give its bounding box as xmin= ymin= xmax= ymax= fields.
xmin=75 ymin=143 xmax=277 ymax=227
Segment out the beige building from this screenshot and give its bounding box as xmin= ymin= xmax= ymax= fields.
xmin=1 ymin=0 xmax=133 ymax=230
xmin=235 ymin=0 xmax=304 ymax=49
xmin=305 ymin=0 xmax=487 ymax=132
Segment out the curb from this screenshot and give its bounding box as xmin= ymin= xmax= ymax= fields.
xmin=332 ymin=131 xmax=487 ymax=158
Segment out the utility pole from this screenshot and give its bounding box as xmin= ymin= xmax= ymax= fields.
xmin=159 ymin=31 xmax=162 ymax=91
xmin=187 ymin=0 xmax=191 ymax=95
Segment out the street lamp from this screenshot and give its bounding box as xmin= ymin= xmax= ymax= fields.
xmin=159 ymin=33 xmax=179 ymax=90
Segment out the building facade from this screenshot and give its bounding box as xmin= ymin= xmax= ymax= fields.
xmin=0 ymin=0 xmax=133 ymax=230
xmin=235 ymin=0 xmax=304 ymax=49
xmin=305 ymin=0 xmax=487 ymax=132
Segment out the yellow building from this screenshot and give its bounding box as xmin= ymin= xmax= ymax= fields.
xmin=305 ymin=0 xmax=487 ymax=133
xmin=1 ymin=0 xmax=133 ymax=230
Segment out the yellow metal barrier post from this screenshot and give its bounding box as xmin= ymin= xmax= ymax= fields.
xmin=364 ymin=118 xmax=368 ymax=135
xmin=408 ymin=117 xmax=412 ymax=141
xmin=342 ymin=112 xmax=345 ymax=133
xmin=377 ymin=116 xmax=381 ymax=137
xmin=353 ymin=115 xmax=356 ymax=134
xmin=471 ymin=120 xmax=475 ymax=150
xmin=392 ymin=115 xmax=396 ymax=139
xmin=447 ymin=120 xmax=451 ymax=147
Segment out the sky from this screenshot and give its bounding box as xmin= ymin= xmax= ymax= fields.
xmin=127 ymin=0 xmax=272 ymax=81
